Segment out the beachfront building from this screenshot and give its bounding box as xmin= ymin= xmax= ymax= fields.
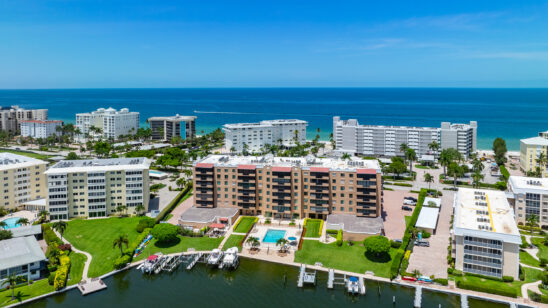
xmin=193 ymin=154 xmax=382 ymax=220
xmin=519 ymin=134 xmax=548 ymax=177
xmin=0 ymin=153 xmax=47 ymax=210
xmin=44 ymin=157 xmax=151 ymax=220
xmin=452 ymin=188 xmax=520 ymax=279
xmin=20 ymin=120 xmax=63 ymax=139
xmin=508 ymin=176 xmax=548 ymax=228
xmin=147 ymin=114 xmax=197 ymax=141
xmin=0 ymin=106 xmax=48 ymax=134
xmin=76 ymin=107 xmax=139 ymax=140
xmin=333 ymin=116 xmax=477 ymax=158
xmin=0 ymin=237 xmax=47 ymax=285
xmin=223 ymin=119 xmax=308 ymax=153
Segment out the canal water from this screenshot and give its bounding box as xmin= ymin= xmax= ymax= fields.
xmin=23 ymin=258 xmax=511 ymax=308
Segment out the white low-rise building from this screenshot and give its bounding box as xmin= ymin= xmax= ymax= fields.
xmin=508 ymin=176 xmax=548 ymax=228
xmin=452 ymin=188 xmax=520 ymax=279
xmin=76 ymin=107 xmax=139 ymax=140
xmin=20 ymin=120 xmax=63 ymax=139
xmin=0 ymin=237 xmax=46 ymax=284
xmin=223 ymin=119 xmax=308 ymax=153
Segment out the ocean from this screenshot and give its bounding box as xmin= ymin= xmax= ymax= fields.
xmin=0 ymin=88 xmax=546 ymax=150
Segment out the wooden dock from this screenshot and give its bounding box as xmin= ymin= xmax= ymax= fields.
xmin=414 ymin=286 xmax=422 ymax=308
xmin=77 ymin=278 xmax=107 ymax=296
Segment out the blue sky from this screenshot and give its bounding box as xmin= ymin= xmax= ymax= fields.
xmin=1 ymin=0 xmax=548 ymax=88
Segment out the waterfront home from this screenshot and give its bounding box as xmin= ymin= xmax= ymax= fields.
xmin=76 ymin=107 xmax=139 ymax=140
xmin=20 ymin=120 xmax=63 ymax=139
xmin=0 ymin=237 xmax=47 ymax=284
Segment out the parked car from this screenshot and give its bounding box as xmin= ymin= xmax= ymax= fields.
xmin=403 ymin=199 xmax=416 ymax=205
xmin=414 ymin=240 xmax=430 ymax=247
xmin=405 ymin=196 xmax=417 ymax=202
xmin=402 ymin=205 xmax=413 ymax=211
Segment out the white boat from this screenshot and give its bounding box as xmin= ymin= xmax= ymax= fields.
xmin=207 ymin=249 xmax=224 ymax=265
xmin=346 ymin=276 xmax=359 ymax=294
xmin=141 ymin=253 xmax=163 ymax=274
xmin=220 ymin=247 xmax=239 ymax=269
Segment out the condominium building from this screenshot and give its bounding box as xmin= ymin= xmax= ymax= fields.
xmin=223 ymin=119 xmax=308 ymax=153
xmin=147 ymin=114 xmax=197 ymax=141
xmin=0 ymin=153 xmax=47 ymax=210
xmin=508 ymin=176 xmax=548 ymax=228
xmin=0 ymin=106 xmax=48 ymax=134
xmin=333 ymin=117 xmax=477 ymax=158
xmin=519 ymin=133 xmax=548 ymax=177
xmin=76 ymin=107 xmax=139 ymax=140
xmin=44 ymin=157 xmax=151 ymax=220
xmin=20 ymin=120 xmax=63 ymax=139
xmin=452 ymin=188 xmax=520 ymax=279
xmin=193 ymin=154 xmax=382 ymax=220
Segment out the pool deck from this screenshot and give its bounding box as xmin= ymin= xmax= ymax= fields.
xmin=0 ymin=210 xmax=38 ymax=228
xmin=248 ymin=224 xmax=302 ymax=249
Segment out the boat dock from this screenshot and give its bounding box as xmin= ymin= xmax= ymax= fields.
xmin=186 ymin=252 xmax=205 ymax=270
xmin=77 ymin=278 xmax=107 ymax=296
xmin=297 ymin=264 xmax=316 ymax=287
xmin=414 ymin=286 xmax=422 ymax=307
xmin=461 ymin=294 xmax=468 ymax=308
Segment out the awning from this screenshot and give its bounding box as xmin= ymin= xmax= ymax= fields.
xmin=210 ymin=223 xmax=225 ymax=229
xmin=356 ymin=168 xmax=377 ymax=174
xmin=237 ymin=164 xmax=256 ymax=170
xmin=147 ymin=255 xmax=158 ymax=261
xmin=272 ymin=166 xmax=291 ymax=172
xmin=219 ymin=218 xmax=228 ymax=222
xmin=310 ymin=167 xmax=329 ymax=172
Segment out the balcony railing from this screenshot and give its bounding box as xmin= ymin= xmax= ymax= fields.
xmin=463 ymin=267 xmax=501 ymax=278
xmin=463 ymin=239 xmax=502 ymax=249
xmin=463 ymin=258 xmax=502 ymax=269
xmin=463 ymin=249 xmax=502 ymax=259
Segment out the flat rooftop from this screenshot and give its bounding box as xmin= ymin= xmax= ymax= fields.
xmin=0 ymin=236 xmax=46 ymax=271
xmin=10 ymin=224 xmax=42 ymax=238
xmin=148 ymin=114 xmax=196 ymax=121
xmin=180 ymin=207 xmax=238 ymax=224
xmin=223 ymin=119 xmax=308 ymax=129
xmin=326 ymin=215 xmax=384 ymax=235
xmin=196 ymin=154 xmax=381 ymax=173
xmin=454 ymin=188 xmax=520 ymax=240
xmin=45 ymin=157 xmax=150 ymax=174
xmin=416 ymin=207 xmax=440 ymax=230
xmin=509 ymin=176 xmax=548 ymax=194
xmin=521 ymin=136 xmax=548 ymax=146
xmin=0 ymin=152 xmax=46 ymax=171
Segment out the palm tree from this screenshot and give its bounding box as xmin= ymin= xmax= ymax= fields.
xmin=112 ymin=234 xmax=129 ymax=257
xmin=526 ymin=214 xmax=539 ymax=231
xmin=424 ymin=173 xmax=434 ymax=190
xmin=405 ymin=148 xmax=417 ymax=176
xmin=2 ymin=273 xmax=25 ymax=300
xmin=447 ymin=162 xmax=466 ymax=189
xmin=537 ymin=152 xmax=548 ymax=174
xmin=412 ymin=269 xmax=421 ymax=278
xmin=0 ymin=221 xmax=6 ymax=230
xmin=472 ymin=170 xmax=484 ymax=188
xmin=52 ymin=221 xmax=68 ymax=240
xmin=16 ymin=218 xmax=29 ymax=226
xmin=472 ymin=158 xmax=484 ymax=172
xmin=135 ymin=204 xmax=145 ymax=216
xmin=246 ymin=236 xmax=260 ymax=251
xmin=38 ymin=210 xmax=49 ymax=222
xmin=399 ymin=143 xmax=409 ymax=155
xmin=276 ymin=238 xmax=289 ymax=253
xmin=176 ymin=177 xmax=187 ymax=190
xmin=341 ymin=153 xmax=351 ymax=160
xmin=428 ymin=141 xmax=440 ymax=155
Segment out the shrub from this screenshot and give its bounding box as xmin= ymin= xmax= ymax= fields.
xmin=47 ymin=264 xmax=58 ymax=272
xmin=0 ymin=230 xmax=12 ymax=240
xmin=151 ymin=223 xmax=179 ymax=243
xmin=447 ymin=268 xmax=463 ymax=276
xmin=456 ymin=279 xmax=517 ymax=298
xmin=540 ymin=258 xmax=548 ymax=267
xmin=43 ymin=225 xmax=62 ymax=246
xmin=390 ymin=240 xmax=402 ymax=249
xmin=494 ymin=181 xmax=507 ymax=191
xmin=114 ymin=255 xmax=131 ymax=269
xmin=542 ymin=272 xmax=548 ymax=285
xmin=326 ymin=229 xmax=338 ymax=235
xmin=48 ymin=273 xmax=56 ymax=285
xmin=265 ymin=218 xmax=271 ymax=224
xmin=336 ymin=230 xmax=343 ymax=247
xmin=521 ymin=235 xmax=529 ymax=249
xmin=136 ymin=217 xmax=156 ymax=233
xmin=422 ymin=231 xmax=431 ymax=238
xmin=464 ymin=272 xmax=503 ymax=282
xmin=390 ymin=249 xmax=405 ymax=279
xmin=529 ymin=291 xmax=548 ymax=304
xmin=58 ymin=244 xmax=72 ymax=252
xmin=434 ymin=278 xmax=448 ymax=286
xmin=502 ymin=276 xmax=514 ymax=282
xmin=53 ymin=254 xmax=71 ymax=290
xmin=127 ymin=228 xmax=151 ymax=255
xmin=401 ymin=250 xmax=411 ymax=272
xmin=363 ymin=235 xmax=391 ymax=257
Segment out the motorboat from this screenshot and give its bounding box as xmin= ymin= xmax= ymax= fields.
xmin=346 ymin=276 xmax=359 ymax=294
xmin=220 ymin=247 xmax=239 ymax=269
xmin=207 ymin=249 xmax=224 ymax=265
xmin=141 ymin=253 xmax=163 ymax=274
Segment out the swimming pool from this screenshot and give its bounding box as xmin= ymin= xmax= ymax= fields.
xmin=149 ymin=170 xmax=164 ymax=175
xmin=1 ymin=217 xmax=23 ymax=229
xmin=262 ymin=229 xmax=286 ymax=244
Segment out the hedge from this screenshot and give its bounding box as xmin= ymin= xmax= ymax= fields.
xmin=43 ymin=225 xmax=62 ymax=246
xmin=456 ymin=279 xmax=518 ymax=298
xmin=54 ymin=254 xmax=71 ymax=290
xmin=326 ymin=229 xmax=338 ymax=235
xmin=401 ymin=250 xmax=411 ymax=273
xmin=529 ymin=290 xmax=548 ymax=304
xmin=521 ymin=235 xmax=529 ymax=249
xmin=434 ymin=278 xmax=448 ymax=286
xmin=390 ymin=249 xmax=405 ymax=279
xmin=155 ymin=184 xmax=192 ymax=223
xmin=336 ymin=230 xmax=343 ymax=246
xmin=114 ymin=255 xmax=132 ymax=269
xmin=500 ymin=165 xmax=510 ymax=181
xmin=464 ymin=272 xmax=503 ymax=282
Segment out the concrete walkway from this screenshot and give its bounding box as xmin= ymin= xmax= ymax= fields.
xmin=523 ymin=235 xmax=541 ymax=261
xmin=521 ymin=280 xmax=542 ymax=301
xmin=54 ymin=229 xmax=93 ymax=281
xmin=167 ymin=195 xmax=194 ymax=225
xmin=520 ymin=263 xmax=544 ymax=271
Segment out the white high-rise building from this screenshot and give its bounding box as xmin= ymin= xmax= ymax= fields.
xmin=223 ymin=119 xmax=308 ymax=153
xmin=20 ymin=120 xmax=63 ymax=139
xmin=333 ymin=116 xmax=477 ymax=158
xmin=76 ymin=107 xmax=139 ymax=140
xmin=0 ymin=106 xmax=48 ymax=134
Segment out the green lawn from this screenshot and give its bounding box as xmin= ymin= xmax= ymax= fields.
xmin=304 ymin=219 xmax=322 ymax=238
xmin=63 ymin=217 xmax=142 ymax=277
xmin=67 ymin=252 xmax=87 ymax=286
xmin=233 ymin=216 xmax=257 ymax=233
xmin=222 ymin=235 xmax=245 ymax=252
xmin=0 ymin=149 xmax=53 ymax=160
xmin=0 ymin=279 xmax=54 ymax=307
xmin=134 ymin=236 xmax=224 ymax=261
xmin=531 ymin=237 xmax=548 ymax=260
xmin=520 ymin=250 xmax=541 ymax=268
xmin=294 ymin=240 xmax=397 ymax=278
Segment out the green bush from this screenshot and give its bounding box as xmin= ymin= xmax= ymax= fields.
xmin=457 ymin=279 xmax=518 ymax=298
xmin=500 ymin=165 xmax=510 ymax=181
xmin=529 ymin=291 xmax=548 ymax=304
xmin=53 ymin=254 xmax=71 ymax=290
xmin=542 ymin=272 xmax=548 ymax=285
xmin=521 ymin=235 xmax=529 ymax=249
xmin=494 ymin=181 xmax=507 ymax=190
xmin=151 ymin=223 xmax=179 ymax=243
xmin=136 ymin=217 xmax=156 ymax=233
xmin=127 ymin=228 xmax=151 ymax=255
xmin=43 ymin=225 xmax=62 ymax=246
xmin=464 ymin=272 xmax=503 ymax=282
xmin=502 ymin=276 xmax=514 ymax=282
xmin=390 ymin=240 xmax=402 ymax=249
xmin=390 ymin=249 xmax=405 ymax=280
xmin=540 ymin=258 xmax=548 ymax=267
xmin=48 ymin=272 xmax=56 ymax=285
xmin=434 ymin=278 xmax=449 ymax=286
xmin=363 ymin=235 xmax=391 ymax=256
xmin=422 ymin=231 xmax=431 ymax=238
xmin=326 ymin=229 xmax=338 ymax=235
xmin=447 ymin=268 xmax=463 ymax=276
xmin=114 ymin=255 xmax=132 ymax=269
xmin=336 ymin=230 xmax=343 ymax=246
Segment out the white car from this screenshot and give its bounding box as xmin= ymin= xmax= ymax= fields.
xmin=403 ymin=199 xmax=416 ymax=205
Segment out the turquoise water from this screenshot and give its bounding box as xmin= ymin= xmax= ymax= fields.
xmin=20 ymin=258 xmax=511 ymax=308
xmin=149 ymin=170 xmax=165 ymax=175
xmin=1 ymin=88 xmax=547 ymax=150
xmin=262 ymin=229 xmax=286 ymax=243
xmin=1 ymin=217 xmax=22 ymax=229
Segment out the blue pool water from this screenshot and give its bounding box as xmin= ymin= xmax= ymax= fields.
xmin=149 ymin=170 xmax=164 ymax=175
xmin=1 ymin=217 xmax=23 ymax=229
xmin=262 ymin=229 xmax=286 ymax=243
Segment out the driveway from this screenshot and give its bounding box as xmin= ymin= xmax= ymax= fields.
xmin=382 ymin=190 xmax=418 ymax=240
xmin=167 ymin=195 xmax=194 ymax=225
xmin=407 ymin=190 xmax=454 ymax=279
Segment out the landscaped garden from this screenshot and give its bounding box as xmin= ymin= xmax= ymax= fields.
xmin=303 ymin=218 xmax=323 ymax=238
xmin=0 ymin=279 xmax=54 ymax=307
xmin=531 ymin=237 xmax=548 ymax=260
xmin=520 ymin=250 xmax=541 ymax=268
xmin=294 ymin=240 xmax=398 ymax=278
xmin=222 ymin=235 xmax=245 ymax=252
xmin=233 ymin=216 xmax=258 ymax=233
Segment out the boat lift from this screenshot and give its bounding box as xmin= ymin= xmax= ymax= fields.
xmin=297 ymin=264 xmax=316 ymax=287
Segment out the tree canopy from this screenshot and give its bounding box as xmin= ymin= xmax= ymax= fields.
xmin=492 ymin=137 xmax=508 ymax=166
xmin=151 ymin=223 xmax=179 ymax=243
xmin=363 ymin=235 xmax=391 ymax=257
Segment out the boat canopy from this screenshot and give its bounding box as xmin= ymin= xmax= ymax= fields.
xmin=147 ymin=255 xmax=158 ymax=261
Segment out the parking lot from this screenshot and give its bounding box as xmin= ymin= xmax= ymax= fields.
xmin=382 ymin=190 xmax=418 ymax=240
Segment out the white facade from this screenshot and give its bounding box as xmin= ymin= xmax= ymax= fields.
xmin=0 ymin=105 xmax=48 ymax=134
xmin=20 ymin=120 xmax=63 ymax=139
xmin=508 ymin=176 xmax=548 ymax=228
xmin=333 ymin=117 xmax=477 ymax=158
xmin=223 ymin=119 xmax=308 ymax=153
xmin=453 ymin=188 xmax=520 ymax=279
xmin=76 ymin=107 xmax=139 ymax=140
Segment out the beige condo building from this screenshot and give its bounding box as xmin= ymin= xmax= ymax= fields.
xmin=0 ymin=153 xmax=47 ymax=210
xmin=45 ymin=158 xmax=151 ymax=220
xmin=520 ymin=133 xmax=548 ymax=177
xmin=194 ymin=155 xmax=382 ymax=220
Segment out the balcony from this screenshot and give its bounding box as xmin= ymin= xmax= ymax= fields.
xmin=463 ymin=249 xmax=502 ymax=259
xmin=463 ymin=267 xmax=501 ymax=278
xmin=310 ymin=206 xmax=328 ymax=213
xmin=237 ymin=189 xmax=256 ymax=195
xmin=273 ymin=185 xmax=291 ymax=191
xmin=463 ymin=258 xmax=502 ymax=269
xmin=237 ymin=175 xmax=256 ymax=182
xmin=463 ymin=240 xmax=502 ymax=249
xmin=196 ymin=194 xmax=213 ymax=200
xmin=238 ymin=202 xmax=256 ymax=208
xmin=195 ymin=180 xmax=213 ymax=186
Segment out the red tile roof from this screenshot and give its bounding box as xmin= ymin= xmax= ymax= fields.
xmin=195 ymin=163 xmax=214 ymax=168
xmin=356 ymin=168 xmax=378 ymax=174
xmin=309 ymin=167 xmax=330 ymax=172
xmin=271 ymin=166 xmax=292 ymax=172
xmin=237 ymin=164 xmax=256 ymax=170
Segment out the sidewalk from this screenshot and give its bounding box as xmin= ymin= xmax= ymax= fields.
xmin=54 ymin=229 xmax=92 ymax=280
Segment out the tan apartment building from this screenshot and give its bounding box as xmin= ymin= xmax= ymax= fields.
xmin=193 ymin=155 xmax=382 ymax=220
xmin=45 ymin=158 xmax=151 ymax=220
xmin=508 ymin=176 xmax=548 ymax=228
xmin=0 ymin=153 xmax=47 ymax=210
xmin=520 ymin=132 xmax=548 ymax=177
xmin=452 ymin=188 xmax=520 ymax=279
xmin=0 ymin=106 xmax=48 ymax=134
